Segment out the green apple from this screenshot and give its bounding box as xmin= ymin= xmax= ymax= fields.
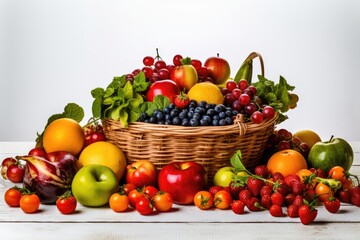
xmin=308 ymin=136 xmax=353 ymax=173
xmin=72 ymin=164 xmax=118 ymax=207
xmin=213 ymin=166 xmax=249 ymax=187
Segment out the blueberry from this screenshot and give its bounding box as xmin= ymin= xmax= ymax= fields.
xmin=219 ymin=111 xmax=226 ymax=119
xmin=225 ymin=117 xmax=233 ymax=125
xmin=232 ymin=110 xmax=239 ymax=116
xmin=163 ymin=107 xmax=171 ymax=114
xmin=200 ymin=118 xmax=209 ymax=126
xmin=214 ymin=104 xmax=226 ymax=113
xmin=158 ymin=120 xmax=165 ymax=125
xmin=213 ymin=115 xmax=220 ymax=121
xmin=168 ymin=103 xmax=176 ymax=110
xmin=170 ymin=108 xmax=180 ymax=118
xmin=165 ymin=114 xmax=172 ymax=121
xmin=195 ymin=107 xmax=205 ymax=115
xmin=225 ymin=110 xmax=232 ymax=117
xmin=199 ymin=101 xmax=207 ymax=108
xmin=219 ymin=119 xmax=226 ymax=126
xmin=179 ymin=111 xmax=187 ymax=119
xmin=189 ymin=100 xmax=197 ymax=108
xmin=153 ymin=109 xmax=161 ymax=116
xmin=193 ymin=112 xmax=201 ymax=120
xmin=172 ymin=117 xmax=181 ymax=125
xmin=206 ymin=108 xmax=216 ymax=117
xmin=156 ymin=111 xmax=164 ymax=121
xmin=149 ymin=116 xmax=157 ymax=124
xmin=139 ymin=112 xmax=148 ymax=121
xmin=165 ymin=120 xmax=172 ymax=125
xmin=181 ymin=118 xmax=189 ymax=126
xmin=187 ymin=111 xmax=194 ymax=119
xmin=212 ymin=119 xmax=219 ymax=126
xmin=190 ymin=118 xmax=200 ymax=126
xmin=202 ymin=115 xmax=212 ymax=124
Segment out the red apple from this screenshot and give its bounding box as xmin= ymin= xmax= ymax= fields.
xmin=170 ymin=62 xmax=198 ymax=91
xmin=158 ymin=161 xmax=207 ymax=205
xmin=146 ymin=79 xmax=181 ymax=103
xmin=204 ymin=54 xmax=231 ymax=85
xmin=126 ymin=160 xmax=158 ymax=187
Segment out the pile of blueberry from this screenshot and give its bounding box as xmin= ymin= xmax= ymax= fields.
xmin=138 ymin=100 xmax=239 ymax=126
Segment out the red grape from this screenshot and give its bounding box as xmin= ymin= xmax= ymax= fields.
xmin=158 ymin=68 xmax=170 ymax=80
xmin=238 ymin=79 xmax=248 ymax=90
xmin=143 ymin=56 xmax=154 ymax=66
xmin=262 ymin=106 xmax=275 ymax=119
xmin=173 ymin=54 xmax=183 ymax=66
xmin=251 ymin=111 xmax=263 ymax=124
xmin=155 ymin=60 xmax=166 ymax=70
xmin=142 ymin=66 xmax=153 ymax=79
xmin=239 ymin=94 xmax=251 ymax=105
xmin=231 ymin=89 xmax=242 ymax=100
xmin=226 ymin=80 xmax=237 ymax=92
xmin=191 ymin=59 xmax=202 ymax=70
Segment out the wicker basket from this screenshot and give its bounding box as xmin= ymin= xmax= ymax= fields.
xmin=103 ymin=114 xmax=276 ymax=183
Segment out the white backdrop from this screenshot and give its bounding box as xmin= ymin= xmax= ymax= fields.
xmin=1 ymin=0 xmax=360 ymax=142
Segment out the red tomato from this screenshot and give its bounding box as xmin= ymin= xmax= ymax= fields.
xmin=56 ymin=193 xmax=77 ymax=214
xmin=328 ymin=166 xmax=346 ymax=181
xmin=20 ymin=194 xmax=40 ymax=213
xmin=109 ymin=193 xmax=129 ymax=213
xmin=152 ymin=191 xmax=173 ymax=212
xmin=143 ymin=186 xmax=158 ymax=199
xmin=121 ymin=183 xmax=137 ymax=195
xmin=315 ymin=183 xmax=333 ymax=202
xmin=214 ymin=190 xmax=232 ymax=210
xmin=6 ymin=164 xmax=24 ymax=183
xmin=4 ymin=187 xmax=22 ymax=207
xmin=135 ymin=196 xmax=154 ymax=215
xmin=193 ymin=191 xmax=214 ymax=210
xmin=128 ymin=188 xmax=146 ymax=208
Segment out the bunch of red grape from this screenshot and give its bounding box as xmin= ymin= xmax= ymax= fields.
xmin=125 ymin=49 xmax=213 ymax=83
xmin=222 ymin=79 xmax=276 ymax=124
xmin=266 ymin=128 xmax=311 ymax=158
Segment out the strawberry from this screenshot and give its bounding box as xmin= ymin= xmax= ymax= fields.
xmin=269 ymin=204 xmax=283 ymax=217
xmin=290 ymin=180 xmax=305 ymax=195
xmin=271 ymin=192 xmax=284 ymax=206
xmin=254 ymin=165 xmax=269 ymax=178
xmin=239 ymin=189 xmax=253 ymax=205
xmin=261 ymin=195 xmax=272 ymax=209
xmin=284 ymin=193 xmax=296 ymax=206
xmin=324 ymin=196 xmax=341 ymax=213
xmin=174 ymin=92 xmax=190 ymax=109
xmin=272 ymin=172 xmax=285 ymax=182
xmin=209 ymin=186 xmax=223 ymax=196
xmin=349 ymin=186 xmax=360 ymax=207
xmin=338 ymin=189 xmax=350 ymax=203
xmin=293 ymin=195 xmax=304 ymax=207
xmin=260 ymin=185 xmax=273 ymax=197
xmin=246 ymin=197 xmax=263 ymax=212
xmin=231 ymin=200 xmax=245 ymax=214
xmin=287 ymin=204 xmax=299 ymax=218
xmin=284 ymin=174 xmax=301 ymax=186
xmin=247 ymin=176 xmax=265 ymax=197
xmin=229 ymin=181 xmax=246 ymax=200
xmin=298 ymin=200 xmax=318 ymax=225
xmin=273 ymin=180 xmax=289 ymax=196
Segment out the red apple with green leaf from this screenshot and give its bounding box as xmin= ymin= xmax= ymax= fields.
xmin=204 ymin=54 xmax=231 ymax=85
xmin=170 ymin=57 xmax=198 ymax=91
xmin=158 ymin=161 xmax=207 ymax=205
xmin=126 ymin=160 xmax=158 ymax=187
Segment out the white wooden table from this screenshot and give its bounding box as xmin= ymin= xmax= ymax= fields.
xmin=1 ymin=142 xmax=360 ymax=240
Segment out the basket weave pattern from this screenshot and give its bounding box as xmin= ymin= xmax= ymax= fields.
xmin=103 ymin=114 xmax=276 ymax=182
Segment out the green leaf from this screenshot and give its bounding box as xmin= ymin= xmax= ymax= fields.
xmin=91 ymin=87 xmax=105 ymax=98
xmin=129 ymin=107 xmax=141 ymax=122
xmin=129 ymin=92 xmax=144 ymax=109
xmin=92 ymin=97 xmax=102 ymax=118
xmin=108 ymin=75 xmax=126 ymax=89
xmin=230 ymin=150 xmax=247 ymax=173
xmin=63 ymin=103 xmax=84 ymax=122
xmin=154 ymin=95 xmax=170 ymax=110
xmin=102 ymin=97 xmax=114 ymax=105
xmin=140 ymin=102 xmax=158 ymax=116
xmin=133 ymin=72 xmax=150 ymax=92
xmin=104 ymin=87 xmax=115 ymax=98
xmin=119 ymin=108 xmax=129 ymax=127
xmin=265 ymin=92 xmax=277 ymax=102
xmin=123 ymin=81 xmax=134 ymax=100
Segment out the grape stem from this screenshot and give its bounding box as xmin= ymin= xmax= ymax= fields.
xmin=155 ymin=48 xmax=162 ymax=61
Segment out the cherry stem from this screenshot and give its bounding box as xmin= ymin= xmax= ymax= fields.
xmin=217 ymin=53 xmax=219 ymax=57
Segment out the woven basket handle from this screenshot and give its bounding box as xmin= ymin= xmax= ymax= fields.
xmin=246 ymin=52 xmax=265 ymax=77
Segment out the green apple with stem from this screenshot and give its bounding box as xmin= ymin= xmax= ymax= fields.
xmin=72 ymin=164 xmax=118 ymax=207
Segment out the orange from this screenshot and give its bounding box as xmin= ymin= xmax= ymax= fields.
xmin=293 ymin=130 xmax=321 ymax=148
xmin=78 ymin=141 xmax=127 ymax=181
xmin=43 ymin=118 xmax=85 ymax=156
xmin=187 ymin=82 xmax=224 ymax=105
xmin=267 ymin=149 xmax=308 ymax=177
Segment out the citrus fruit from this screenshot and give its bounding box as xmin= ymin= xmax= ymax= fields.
xmin=293 ymin=130 xmax=321 ymax=148
xmin=267 ymin=149 xmax=308 ymax=177
xmin=187 ymin=82 xmax=224 ymax=105
xmin=78 ymin=141 xmax=127 ymax=180
xmin=43 ymin=118 xmax=85 ymax=156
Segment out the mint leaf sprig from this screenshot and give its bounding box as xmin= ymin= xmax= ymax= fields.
xmin=253 ymin=75 xmax=297 ymax=124
xmin=91 ymin=72 xmax=150 ymax=127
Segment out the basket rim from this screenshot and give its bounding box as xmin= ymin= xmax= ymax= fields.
xmin=102 ymin=113 xmax=277 ymax=136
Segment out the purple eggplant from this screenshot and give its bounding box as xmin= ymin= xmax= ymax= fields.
xmin=17 ymin=151 xmax=79 ymax=204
